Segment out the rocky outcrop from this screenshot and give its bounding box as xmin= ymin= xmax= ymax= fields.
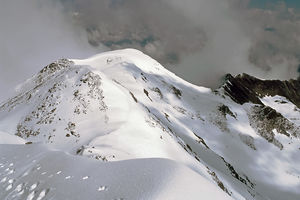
xmin=222 ymin=73 xmax=300 ymax=108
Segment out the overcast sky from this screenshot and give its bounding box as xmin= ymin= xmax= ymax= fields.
xmin=0 ymin=0 xmax=300 ymax=103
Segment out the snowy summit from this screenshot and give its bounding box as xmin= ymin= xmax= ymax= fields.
xmin=0 ymin=49 xmax=300 ymax=200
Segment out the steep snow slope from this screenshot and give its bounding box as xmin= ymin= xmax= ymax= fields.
xmin=0 ymin=49 xmax=300 ymax=200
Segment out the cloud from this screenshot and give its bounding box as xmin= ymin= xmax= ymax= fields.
xmin=1 ymin=0 xmax=300 ymax=103
xmin=65 ymin=0 xmax=300 ymax=88
xmin=164 ymin=0 xmax=300 ymax=87
xmin=61 ymin=0 xmax=258 ymax=87
xmin=0 ymin=0 xmax=100 ymax=103
xmin=244 ymin=3 xmax=300 ymax=80
xmin=66 ymin=0 xmax=207 ymax=65
xmin=164 ymin=0 xmax=262 ymax=87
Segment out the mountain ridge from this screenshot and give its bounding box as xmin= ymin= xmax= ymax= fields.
xmin=222 ymin=73 xmax=300 ymax=107
xmin=0 ymin=49 xmax=300 ymax=200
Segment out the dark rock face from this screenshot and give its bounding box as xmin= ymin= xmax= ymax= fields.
xmin=248 ymin=105 xmax=300 ymax=150
xmin=221 ymin=74 xmax=263 ymax=105
xmin=222 ymin=73 xmax=300 ymax=108
xmin=221 ymin=73 xmax=300 ymax=150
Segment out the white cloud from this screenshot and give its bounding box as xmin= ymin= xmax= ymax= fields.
xmin=0 ymin=0 xmax=101 ymax=103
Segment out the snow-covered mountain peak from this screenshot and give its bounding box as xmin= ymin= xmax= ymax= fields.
xmin=1 ymin=49 xmax=300 ymax=200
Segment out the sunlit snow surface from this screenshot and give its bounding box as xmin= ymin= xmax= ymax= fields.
xmin=0 ymin=144 xmax=233 ymax=200
xmin=0 ymin=49 xmax=300 ymax=200
xmin=260 ymin=95 xmax=300 ymax=125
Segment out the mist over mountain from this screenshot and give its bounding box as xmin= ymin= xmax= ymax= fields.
xmin=1 ymin=1 xmax=300 ymax=199
xmin=1 ymin=0 xmax=300 ymax=103
xmin=1 ymin=1 xmax=300 ymax=198
xmin=58 ymin=0 xmax=300 ymax=86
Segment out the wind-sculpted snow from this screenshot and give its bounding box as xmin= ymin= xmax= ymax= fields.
xmin=0 ymin=145 xmax=233 ymax=200
xmin=0 ymin=49 xmax=300 ymax=199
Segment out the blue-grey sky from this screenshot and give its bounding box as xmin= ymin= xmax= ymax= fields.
xmin=250 ymin=0 xmax=300 ymax=9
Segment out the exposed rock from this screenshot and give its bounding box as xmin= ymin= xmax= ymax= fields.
xmin=248 ymin=105 xmax=300 ymax=149
xmin=221 ymin=157 xmax=255 ymax=190
xmin=221 ymin=73 xmax=300 ymax=108
xmin=207 ymin=168 xmax=232 ymax=196
xmin=221 ymin=74 xmax=262 ymax=105
xmin=151 ymin=87 xmax=163 ymax=99
xmin=239 ymin=134 xmax=256 ymax=150
xmin=37 ymin=59 xmax=73 ymax=85
xmin=171 ymin=85 xmax=182 ymax=99
xmin=218 ymin=104 xmax=236 ymax=119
